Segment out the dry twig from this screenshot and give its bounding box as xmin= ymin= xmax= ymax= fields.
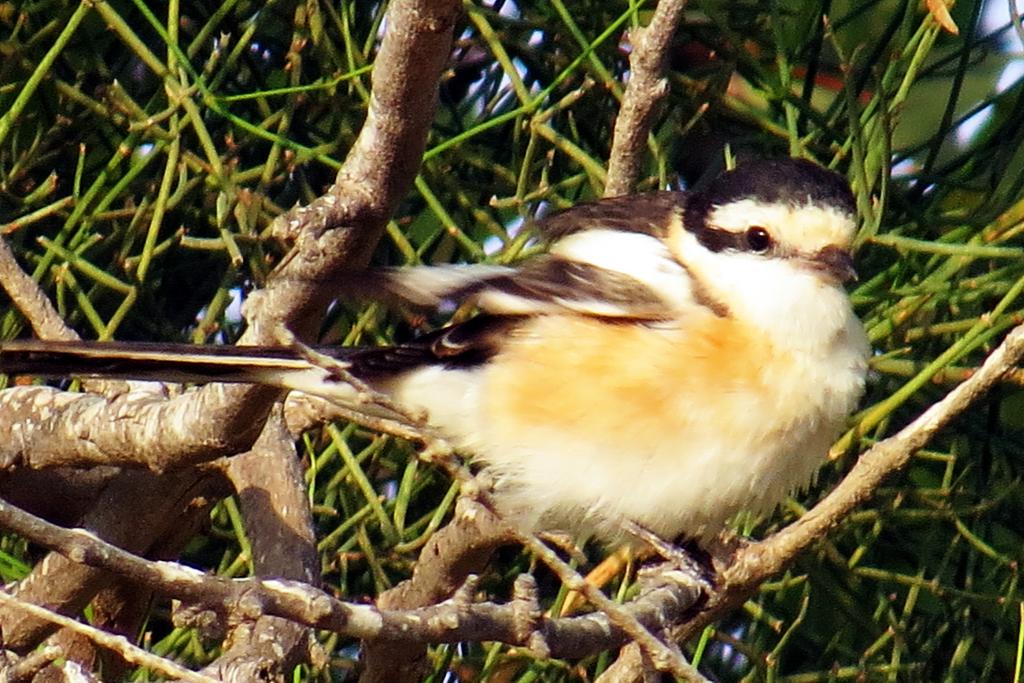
xmin=604 ymin=0 xmax=689 ymax=197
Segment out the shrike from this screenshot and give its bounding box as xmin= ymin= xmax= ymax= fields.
xmin=0 ymin=158 xmax=869 ymax=543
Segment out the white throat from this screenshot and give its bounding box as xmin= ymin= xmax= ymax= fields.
xmin=673 ymin=229 xmax=863 ymax=354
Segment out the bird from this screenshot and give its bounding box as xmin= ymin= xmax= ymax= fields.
xmin=0 ymin=158 xmax=869 ymax=544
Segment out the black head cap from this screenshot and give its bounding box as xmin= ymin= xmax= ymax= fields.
xmin=683 ymin=159 xmax=856 ymax=251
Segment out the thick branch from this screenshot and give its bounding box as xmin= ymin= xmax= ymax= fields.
xmin=0 ymin=496 xmax=701 ymax=658
xmin=202 ymin=407 xmax=319 ymax=680
xmin=0 ymin=384 xmax=277 ymax=470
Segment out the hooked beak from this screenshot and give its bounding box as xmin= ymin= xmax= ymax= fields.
xmin=810 ymin=245 xmax=858 ymax=284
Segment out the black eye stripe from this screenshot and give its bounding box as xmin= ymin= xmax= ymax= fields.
xmin=688 ymin=222 xmax=767 ymax=253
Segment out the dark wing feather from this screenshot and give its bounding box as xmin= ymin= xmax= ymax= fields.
xmin=334 ymin=192 xmax=692 ymax=321
xmin=444 ymin=255 xmax=673 ymax=319
xmin=345 ymin=314 xmax=520 ymax=378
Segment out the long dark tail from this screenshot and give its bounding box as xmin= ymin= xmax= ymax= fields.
xmin=1 ymin=321 xmax=496 ymax=394
xmin=0 ymin=339 xmax=344 ymax=387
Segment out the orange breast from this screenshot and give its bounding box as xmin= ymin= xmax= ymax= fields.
xmin=482 ymin=314 xmax=795 ymax=449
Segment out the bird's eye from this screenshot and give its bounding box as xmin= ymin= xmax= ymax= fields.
xmin=745 ymin=226 xmax=773 ymax=253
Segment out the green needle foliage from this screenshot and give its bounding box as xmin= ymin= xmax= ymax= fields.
xmin=1 ymin=0 xmax=1023 ymax=680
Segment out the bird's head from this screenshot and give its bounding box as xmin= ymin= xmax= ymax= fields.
xmin=677 ymin=158 xmax=859 ymax=286
xmin=663 ymin=159 xmax=861 ymax=344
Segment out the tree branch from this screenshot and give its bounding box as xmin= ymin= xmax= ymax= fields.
xmin=0 ymin=239 xmax=76 ymax=343
xmin=604 ymin=0 xmax=689 ymax=197
xmin=0 ymin=469 xmax=226 ymax=651
xmin=0 ymin=494 xmax=703 ymax=662
xmin=0 ymin=590 xmax=220 ymax=683
xmin=202 ymin=407 xmax=319 ymax=680
xmin=259 ymin=0 xmax=463 ymax=335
